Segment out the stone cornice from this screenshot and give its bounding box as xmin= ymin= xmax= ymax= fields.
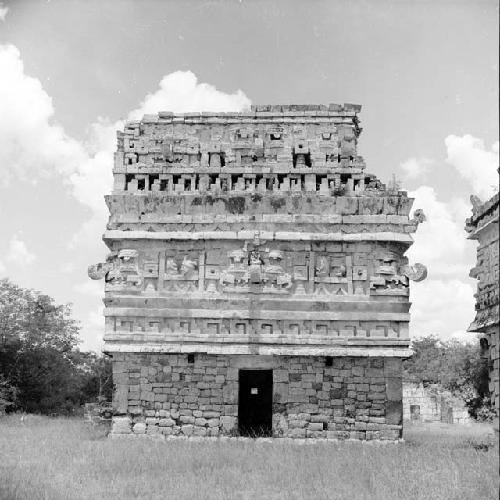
xmin=103 ymin=341 xmax=412 ymax=357
xmin=103 ymin=307 xmax=410 ymax=322
xmin=103 ymin=230 xmax=414 ymax=244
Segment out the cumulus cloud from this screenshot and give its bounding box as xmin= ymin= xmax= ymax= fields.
xmin=128 ymin=70 xmax=251 ymax=119
xmin=0 ymin=45 xmax=85 ymax=185
xmin=400 ymin=157 xmax=434 ymax=180
xmin=409 ymin=278 xmax=475 ymax=340
xmin=78 ymin=305 xmax=105 ymax=352
xmin=0 ymin=43 xmax=251 ymax=255
xmin=69 ymin=70 xmax=251 ymax=248
xmin=406 ymin=186 xmax=478 ymax=340
xmin=0 ymin=44 xmax=111 ymax=216
xmin=0 ymin=3 xmax=8 ymax=22
xmin=0 ymin=45 xmax=251 ymax=351
xmin=407 ymin=186 xmax=474 ymax=278
xmin=73 ymin=280 xmax=104 ymax=298
xmin=445 ymin=134 xmax=499 ymax=200
xmin=6 ymin=234 xmax=36 ymax=266
xmin=0 ymin=45 xmax=250 ymax=213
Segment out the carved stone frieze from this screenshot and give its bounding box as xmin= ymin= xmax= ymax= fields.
xmin=109 ymin=316 xmax=406 ymax=340
xmin=401 ymin=263 xmax=428 ymax=282
xmin=410 ymin=209 xmax=426 ymax=225
xmin=88 ymin=249 xmax=143 ymax=291
xmin=219 ymin=246 xmax=292 ymax=294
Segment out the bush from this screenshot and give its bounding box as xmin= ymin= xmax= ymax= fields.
xmin=0 ymin=278 xmax=111 ymax=415
xmin=0 ymin=374 xmax=17 ymax=414
xmin=404 ymin=335 xmax=492 ymax=420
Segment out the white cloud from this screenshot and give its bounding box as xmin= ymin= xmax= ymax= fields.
xmin=406 ymin=186 xmax=478 ymax=340
xmin=69 ymin=70 xmax=251 ymax=249
xmin=0 ymin=259 xmax=5 ymax=275
xmin=74 ymin=280 xmax=104 ymax=298
xmin=407 ymin=185 xmax=474 ymax=278
xmin=128 ymin=70 xmax=251 ymax=119
xmin=0 ymin=3 xmax=8 ymax=22
xmin=445 ymin=134 xmax=499 ymax=200
xmin=79 ymin=305 xmax=105 ymax=352
xmin=6 ymin=234 xmax=36 ymax=266
xmin=0 ymin=45 xmax=86 ymax=185
xmin=0 ymin=43 xmax=251 ymax=250
xmin=60 ymin=262 xmax=76 ymax=274
xmin=448 ymin=330 xmax=480 ymax=345
xmin=401 ymin=157 xmax=434 ymax=180
xmin=409 ymin=278 xmax=475 ymax=340
xmin=0 ymin=44 xmax=252 ymax=352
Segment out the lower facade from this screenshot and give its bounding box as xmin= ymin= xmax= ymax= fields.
xmin=110 ymin=353 xmax=403 ymax=440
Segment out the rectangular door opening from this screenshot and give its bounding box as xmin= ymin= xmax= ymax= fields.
xmin=238 ymin=369 xmax=273 ymax=437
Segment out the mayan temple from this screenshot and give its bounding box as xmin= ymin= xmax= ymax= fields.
xmin=89 ymin=104 xmax=427 ymax=440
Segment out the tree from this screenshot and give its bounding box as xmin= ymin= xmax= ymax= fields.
xmin=404 ymin=335 xmax=491 ymax=419
xmin=0 ymin=374 xmax=17 ymax=414
xmin=0 ymin=278 xmax=110 ymax=415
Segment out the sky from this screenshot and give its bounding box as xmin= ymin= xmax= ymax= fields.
xmin=0 ymin=0 xmax=498 ymax=351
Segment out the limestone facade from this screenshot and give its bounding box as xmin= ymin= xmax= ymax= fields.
xmin=466 ymin=192 xmax=499 ymax=412
xmin=90 ymin=104 xmax=427 ymax=440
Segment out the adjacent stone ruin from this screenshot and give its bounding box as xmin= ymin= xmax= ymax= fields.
xmin=466 ymin=191 xmax=499 ymax=413
xmin=89 ymin=104 xmax=427 ymax=440
xmin=403 ymin=381 xmax=470 ymax=425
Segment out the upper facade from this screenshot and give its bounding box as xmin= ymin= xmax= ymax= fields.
xmin=90 ymin=104 xmax=427 ymax=357
xmin=466 ymin=192 xmax=499 ymax=333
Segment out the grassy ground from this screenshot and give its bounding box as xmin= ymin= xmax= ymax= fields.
xmin=0 ymin=415 xmax=497 ymax=500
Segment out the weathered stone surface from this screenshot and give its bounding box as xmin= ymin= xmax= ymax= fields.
xmin=109 ymin=353 xmax=404 ymax=439
xmin=466 ymin=192 xmax=499 ymax=413
xmin=92 ymin=106 xmax=425 ymax=440
xmin=403 ymin=382 xmax=471 ymax=424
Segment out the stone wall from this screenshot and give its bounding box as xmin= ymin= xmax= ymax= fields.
xmin=111 ymin=353 xmax=403 ymax=440
xmin=466 ymin=192 xmax=499 ymax=412
xmin=403 ymin=382 xmax=470 ymax=424
xmin=90 ymin=106 xmax=427 ymax=441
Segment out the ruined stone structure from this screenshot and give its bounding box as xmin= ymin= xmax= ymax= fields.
xmin=466 ymin=192 xmax=499 ymax=413
xmin=89 ymin=104 xmax=427 ymax=440
xmin=403 ymin=382 xmax=470 ymax=425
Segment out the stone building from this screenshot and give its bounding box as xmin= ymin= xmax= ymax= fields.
xmin=89 ymin=104 xmax=427 ymax=440
xmin=403 ymin=382 xmax=470 ymax=425
xmin=466 ymin=192 xmax=499 ymax=412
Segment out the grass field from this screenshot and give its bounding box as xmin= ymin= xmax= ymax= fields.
xmin=0 ymin=415 xmax=498 ymax=500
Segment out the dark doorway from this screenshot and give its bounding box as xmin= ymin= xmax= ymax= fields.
xmin=410 ymin=404 xmax=421 ymax=421
xmin=238 ymin=370 xmax=273 ymax=437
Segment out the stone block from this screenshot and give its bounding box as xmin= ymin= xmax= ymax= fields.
xmin=181 ymin=425 xmax=194 ymax=436
xmin=132 ymin=422 xmax=146 ymax=434
xmin=289 ymin=428 xmax=306 ymax=438
xmin=386 ymin=378 xmax=402 ymax=402
xmin=384 ymin=358 xmax=402 ymax=377
xmin=273 ymin=383 xmax=289 ymax=403
xmin=112 ymin=416 xmax=132 ymax=434
xmin=274 ymin=369 xmax=289 ymax=383
xmin=113 ymin=384 xmax=129 ymax=414
xmin=203 ymin=411 xmax=220 ymax=418
xmin=220 ymin=416 xmax=237 ymax=432
xmin=207 ymin=418 xmax=219 ymax=428
xmin=159 ymin=418 xmax=175 ymax=427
